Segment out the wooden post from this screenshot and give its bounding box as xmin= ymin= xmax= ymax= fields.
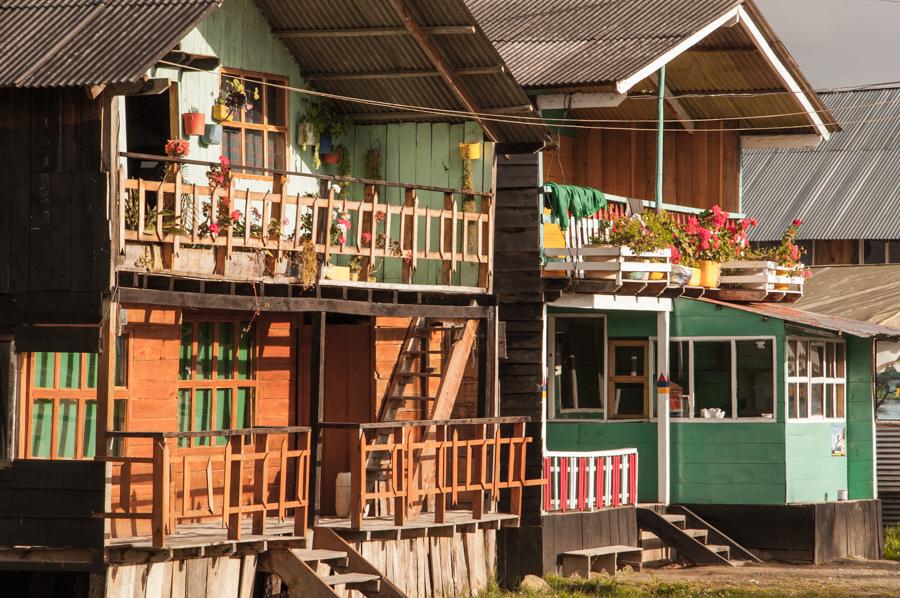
xmin=308 ymin=312 xmax=326 ymax=528
xmin=294 ymin=430 xmax=309 ymax=537
xmin=95 ymin=300 xmax=118 ymax=459
xmin=657 ymin=309 xmax=671 ymax=505
xmin=350 ymin=429 xmax=365 ymax=529
xmin=434 ymin=425 xmax=446 ymax=524
xmin=321 ymin=187 xmax=336 ymax=278
xmin=151 ymin=436 xmax=170 ymax=547
xmin=394 ymin=427 xmax=407 ymax=526
xmin=227 ymin=434 xmax=244 ymax=540
xmin=509 ymin=422 xmax=525 ymax=518
xmin=472 ymin=424 xmax=485 ymax=520
xmin=252 ymin=433 xmax=269 ymax=535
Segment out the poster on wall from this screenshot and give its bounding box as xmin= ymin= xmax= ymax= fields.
xmin=832 ymin=422 xmax=847 ymax=457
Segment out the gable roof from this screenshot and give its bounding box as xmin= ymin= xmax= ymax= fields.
xmin=744 ymin=88 xmax=900 ymax=241
xmin=795 ymin=265 xmax=900 ymax=331
xmin=0 ymin=0 xmax=220 ymax=88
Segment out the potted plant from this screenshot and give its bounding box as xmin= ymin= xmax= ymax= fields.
xmin=679 ymin=205 xmax=736 ymax=288
xmin=212 ymin=96 xmax=231 ymax=122
xmin=222 ymin=77 xmax=260 ymax=119
xmin=182 ymin=106 xmax=205 ymax=136
xmin=321 ymin=145 xmax=341 ymax=165
xmin=301 ymin=99 xmax=351 ymax=169
xmin=459 ymin=142 xmax=481 ymax=161
xmin=593 ymin=212 xmax=672 ymax=281
xmin=763 ymin=218 xmax=809 ymax=289
xmin=202 ymin=123 xmax=222 ymax=145
xmin=297 ymin=120 xmax=315 ymax=150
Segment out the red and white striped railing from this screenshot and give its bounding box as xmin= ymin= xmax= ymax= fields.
xmin=543 ymin=449 xmax=638 ymax=512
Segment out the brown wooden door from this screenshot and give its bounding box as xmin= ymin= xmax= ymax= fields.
xmin=320 ymin=323 xmax=373 ymax=515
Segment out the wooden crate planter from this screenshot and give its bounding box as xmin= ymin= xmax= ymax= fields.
xmin=717 ymin=261 xmax=805 ymax=301
xmin=543 ymin=246 xmax=671 ymax=285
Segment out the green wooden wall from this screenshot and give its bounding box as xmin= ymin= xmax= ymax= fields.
xmin=544 ymin=298 xmax=878 ymax=506
xmin=145 ymin=0 xmax=493 ymax=286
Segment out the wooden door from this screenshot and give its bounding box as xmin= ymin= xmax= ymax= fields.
xmin=320 ymin=323 xmax=374 ymax=515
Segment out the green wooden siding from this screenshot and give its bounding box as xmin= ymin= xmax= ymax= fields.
xmin=846 ymin=336 xmax=876 ymax=499
xmin=785 ymin=422 xmax=847 ymax=502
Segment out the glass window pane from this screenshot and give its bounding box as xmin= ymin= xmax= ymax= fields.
xmin=218 ymin=322 xmax=235 ymax=380
xmin=826 ymin=344 xmax=835 ymax=378
xmin=238 ymin=323 xmax=253 ymax=380
xmin=798 ymin=342 xmax=808 ymax=377
xmin=810 ymin=344 xmax=825 ymax=378
xmin=736 ymin=340 xmax=774 ymax=418
xmin=177 ymin=389 xmax=191 ymax=448
xmin=614 ymin=345 xmax=645 ymax=377
xmin=825 ymin=385 xmax=834 ymax=418
xmin=115 ymin=335 xmax=128 ymax=387
xmin=195 ymin=389 xmax=212 ymax=446
xmin=554 ymin=318 xmax=604 ymax=411
xmin=223 ymin=127 xmax=241 ymax=167
xmin=111 ymin=399 xmax=126 ymax=457
xmin=787 ymin=341 xmax=796 ymax=377
xmin=33 ymin=352 xmax=55 ymax=388
xmin=237 ymin=388 xmax=253 ymax=428
xmin=83 ymin=400 xmax=97 ymax=459
xmin=610 ymin=383 xmax=645 ymax=417
xmin=669 ymin=341 xmax=690 ymax=418
xmin=56 ymin=399 xmax=78 ymax=458
xmin=245 ymin=130 xmax=264 ymax=169
xmin=267 ymin=131 xmax=286 ymax=171
xmin=266 ymin=83 xmax=285 ymax=126
xmin=789 ymin=384 xmax=798 ymax=418
xmin=799 ymin=384 xmax=809 ymax=418
xmin=693 ymin=341 xmax=732 ymax=417
xmin=196 ymin=323 xmax=213 ymax=380
xmin=864 ymin=240 xmax=886 ymax=264
xmin=86 ymin=352 xmax=98 ymax=389
xmin=836 ymin=343 xmax=846 ymax=378
xmin=244 ymin=78 xmax=263 ymax=124
xmin=31 ymin=399 xmax=53 ymax=458
xmin=811 ymin=383 xmax=825 ymax=417
xmin=59 ymin=352 xmax=81 ymax=389
xmin=215 ymin=389 xmax=232 ymax=447
xmin=179 ymin=323 xmax=193 ymax=380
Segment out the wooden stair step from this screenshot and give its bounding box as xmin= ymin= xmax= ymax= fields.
xmin=290 ymin=548 xmax=348 ymax=567
xmin=661 ymin=514 xmax=686 ymax=528
xmin=705 ymin=544 xmax=731 ymax=556
xmin=398 ymin=371 xmax=443 ymax=378
xmin=321 ymin=572 xmax=381 ymax=591
xmin=388 ymin=395 xmax=434 ymax=402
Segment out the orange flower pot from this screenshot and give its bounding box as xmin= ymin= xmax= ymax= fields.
xmin=182 ymin=112 xmax=206 ymax=136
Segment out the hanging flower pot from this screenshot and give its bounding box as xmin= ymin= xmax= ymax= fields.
xmin=182 ymin=110 xmax=206 ymax=136
xmin=321 ymin=150 xmax=341 ymax=165
xmin=202 ymin=123 xmax=222 ymax=145
xmin=459 ymin=142 xmax=482 ymax=160
xmin=297 ymin=122 xmax=315 ymax=150
xmin=319 ymin=132 xmax=333 ymax=154
xmin=698 ymin=260 xmax=720 ymax=288
xmin=212 ymin=103 xmax=232 ymax=122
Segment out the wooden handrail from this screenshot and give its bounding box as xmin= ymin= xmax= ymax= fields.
xmin=106 ymin=425 xmax=312 ymax=439
xmin=318 ymin=416 xmax=529 ymax=430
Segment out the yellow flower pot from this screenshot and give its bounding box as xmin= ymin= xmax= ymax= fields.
xmin=774 ymin=268 xmax=791 ymax=291
xmin=698 ymin=260 xmax=720 ymax=288
xmin=649 ymin=271 xmax=666 ymax=281
xmin=212 ymin=104 xmax=232 ymax=122
xmin=687 ymin=267 xmax=701 ymax=286
xmin=459 ymin=142 xmax=482 ymax=160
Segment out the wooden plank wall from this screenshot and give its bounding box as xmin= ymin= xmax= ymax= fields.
xmin=0 ymin=88 xmax=110 ymax=328
xmin=0 ymin=459 xmax=105 ymax=549
xmin=813 ymin=240 xmax=857 ymax=265
xmin=105 ymin=555 xmax=257 ymax=598
xmin=541 ymin=124 xmax=741 ymax=212
xmin=0 ymin=341 xmax=14 ymax=462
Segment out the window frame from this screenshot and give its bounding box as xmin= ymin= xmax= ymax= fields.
xmin=177 ymin=319 xmax=258 ymax=448
xmin=785 ymin=337 xmax=847 ymax=422
xmin=20 ymin=339 xmax=130 ymax=460
xmin=650 ymin=336 xmax=778 ymax=422
xmin=219 ymin=68 xmax=289 ymax=181
xmin=547 ymin=314 xmax=608 ymax=416
xmin=607 ymin=340 xmax=650 ymax=420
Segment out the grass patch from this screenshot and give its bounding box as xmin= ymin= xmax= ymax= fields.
xmin=885 ymin=525 xmax=900 ymax=561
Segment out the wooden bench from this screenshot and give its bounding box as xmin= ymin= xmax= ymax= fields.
xmin=561 ymin=545 xmax=643 ymax=577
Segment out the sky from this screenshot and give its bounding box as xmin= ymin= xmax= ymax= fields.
xmin=757 ymin=0 xmax=900 ymax=89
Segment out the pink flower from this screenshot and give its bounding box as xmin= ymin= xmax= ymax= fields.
xmin=792 ymin=218 xmax=803 ymax=227
xmin=669 ymin=245 xmax=681 ymax=264
xmin=685 ymin=216 xmax=700 ymax=235
xmin=219 ymin=155 xmax=230 ymax=168
xmin=698 ymin=228 xmax=712 ymax=242
xmin=802 ymin=269 xmax=813 ymax=279
xmin=230 ymin=210 xmax=242 ymax=222
xmin=790 ymin=244 xmax=800 ymax=261
xmin=338 ymin=235 xmax=346 ymax=246
xmin=362 ymin=232 xmax=372 ymax=245
xmin=710 ymin=205 xmax=728 ymax=228
xmin=700 ymin=239 xmax=710 ymax=251
xmin=209 ymin=222 xmax=220 ymax=234
xmin=375 ymin=211 xmax=385 ymax=223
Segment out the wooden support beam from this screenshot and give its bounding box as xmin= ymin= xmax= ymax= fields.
xmin=385 ymin=0 xmax=500 ymax=141
xmin=306 ymin=65 xmax=504 ymax=82
xmin=309 ymin=312 xmax=326 ymax=527
xmin=274 ymin=25 xmax=475 ymax=39
xmin=740 ymin=134 xmax=822 ymax=149
xmin=649 ymin=73 xmax=695 ymax=134
xmin=95 ymin=301 xmax=117 ymax=458
xmin=536 ymin=92 xmax=627 ymax=110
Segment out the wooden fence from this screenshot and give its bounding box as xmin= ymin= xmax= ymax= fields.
xmin=321 ymin=417 xmax=540 ymax=528
xmin=543 ymin=449 xmax=638 ymax=512
xmin=100 ymin=426 xmax=311 ymax=547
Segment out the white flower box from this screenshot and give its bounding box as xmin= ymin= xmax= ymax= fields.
xmin=544 ymin=245 xmax=671 ymax=285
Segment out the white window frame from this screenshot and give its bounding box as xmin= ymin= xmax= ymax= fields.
xmin=547 ymin=314 xmax=608 ymax=417
xmin=785 ymin=337 xmax=847 ymax=422
xmin=651 ymin=336 xmax=778 ymax=422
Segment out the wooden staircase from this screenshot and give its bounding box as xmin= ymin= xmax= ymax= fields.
xmin=636 ymin=506 xmax=763 ymax=568
xmin=259 ymin=528 xmax=406 ymax=597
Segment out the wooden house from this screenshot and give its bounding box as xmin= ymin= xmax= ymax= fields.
xmin=468 ymin=0 xmax=890 ymax=580
xmin=0 ymin=0 xmax=548 ymax=596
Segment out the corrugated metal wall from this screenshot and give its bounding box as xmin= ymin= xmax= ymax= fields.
xmin=877 ymin=423 xmax=900 ymax=524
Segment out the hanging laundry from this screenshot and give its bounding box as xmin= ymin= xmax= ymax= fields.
xmin=545 ymin=182 xmax=607 ymax=230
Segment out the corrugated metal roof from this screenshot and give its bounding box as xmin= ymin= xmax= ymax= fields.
xmin=696 ymin=297 xmax=900 ymax=339
xmin=744 ymin=88 xmax=900 ymax=241
xmin=0 ymin=0 xmax=220 ymax=88
xmin=795 ymin=265 xmax=900 ymax=330
xmin=255 ymin=0 xmax=548 ymax=144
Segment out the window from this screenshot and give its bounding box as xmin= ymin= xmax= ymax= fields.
xmin=23 ymin=341 xmax=128 ymax=460
xmin=863 ymin=240 xmax=887 ymax=264
xmin=551 ymin=317 xmax=604 ymax=413
xmin=177 ymin=321 xmax=256 ymax=447
xmin=787 ymin=338 xmax=846 ymax=419
xmin=651 ymin=338 xmax=776 ymax=420
xmin=221 ymin=70 xmax=288 ymax=176
xmin=890 ymin=241 xmax=900 ymax=264
xmin=608 ymin=341 xmax=649 ymax=419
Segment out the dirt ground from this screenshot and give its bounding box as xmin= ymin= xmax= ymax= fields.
xmin=620 ymin=558 xmax=900 ymax=597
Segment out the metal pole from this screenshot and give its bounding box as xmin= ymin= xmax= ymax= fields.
xmin=655 ymin=65 xmax=666 ymax=211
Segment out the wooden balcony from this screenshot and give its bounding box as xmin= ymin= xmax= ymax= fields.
xmin=117 ymin=153 xmax=494 ymax=293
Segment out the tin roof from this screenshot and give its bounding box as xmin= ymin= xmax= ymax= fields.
xmin=744 ymin=88 xmax=900 ymax=241
xmin=795 ymin=265 xmax=900 ymax=331
xmin=255 ymin=0 xmax=549 ymax=144
xmin=0 ymin=0 xmax=220 ymax=88
xmin=697 ymin=297 xmax=900 ymax=339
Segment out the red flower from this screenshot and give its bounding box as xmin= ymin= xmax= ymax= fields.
xmin=375 ymin=211 xmax=385 ymax=223
xmin=362 ymin=232 xmax=372 ymax=245
xmin=790 ymin=244 xmax=799 ymax=261
xmin=669 ymin=245 xmax=681 ymax=264
xmin=219 ymin=155 xmax=230 ymax=168
xmin=220 ymin=197 xmax=230 ymax=208
xmin=209 ymin=222 xmax=220 ymax=234
xmin=230 ymin=210 xmax=242 ymax=222
xmin=792 ymin=219 xmax=803 ymax=227
xmin=685 ymin=216 xmax=701 ymax=235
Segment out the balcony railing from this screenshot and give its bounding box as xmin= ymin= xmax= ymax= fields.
xmin=543 ymin=449 xmax=638 ymax=512
xmin=100 ymin=426 xmax=311 ymax=547
xmin=320 ymin=417 xmax=542 ymax=529
xmin=118 ymin=153 xmax=493 ymax=290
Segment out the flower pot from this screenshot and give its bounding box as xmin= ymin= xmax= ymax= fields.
xmin=182 ymin=112 xmax=206 ymax=136
xmin=698 ymin=260 xmax=720 ymax=288
xmin=201 ymin=123 xmax=222 ymax=145
xmin=649 ymin=270 xmax=666 ymax=281
xmin=688 ymin=267 xmax=702 ymax=286
xmin=774 ymin=267 xmax=791 ymax=291
xmin=459 ymin=142 xmax=482 ymax=160
xmin=212 ymin=104 xmax=232 ymax=122
xmin=319 ymin=132 xmax=333 ymax=154
xmin=297 ymin=122 xmax=315 ymax=149
xmin=321 ymin=151 xmax=340 ymax=165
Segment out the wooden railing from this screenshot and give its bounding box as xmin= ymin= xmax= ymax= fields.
xmin=543 ymin=448 xmax=638 ymax=512
xmin=100 ymin=426 xmax=311 ymax=547
xmin=320 ymin=417 xmax=540 ymax=529
xmin=118 ymin=153 xmax=493 ymax=289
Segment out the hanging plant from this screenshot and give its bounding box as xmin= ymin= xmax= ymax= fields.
xmin=301 ymin=98 xmax=351 ymax=171
xmin=336 ymin=145 xmax=352 ymax=198
xmin=365 ymin=148 xmax=382 ymax=180
xmin=461 ymin=143 xmax=476 ymax=212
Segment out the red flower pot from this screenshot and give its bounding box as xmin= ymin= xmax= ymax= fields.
xmin=182 ymin=112 xmax=206 ymax=136
xmin=321 ymin=151 xmax=341 ymax=165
